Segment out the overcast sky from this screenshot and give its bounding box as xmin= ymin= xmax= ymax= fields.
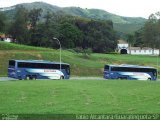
xmin=0 ymin=0 xmax=160 ymax=18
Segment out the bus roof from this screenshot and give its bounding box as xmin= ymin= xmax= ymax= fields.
xmin=9 ymin=59 xmax=69 ymax=65
xmin=105 ymin=64 xmax=156 ymax=69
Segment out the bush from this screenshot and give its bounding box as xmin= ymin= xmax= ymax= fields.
xmin=73 ymin=47 xmax=83 ymax=53
xmin=83 ymin=48 xmax=92 ymax=55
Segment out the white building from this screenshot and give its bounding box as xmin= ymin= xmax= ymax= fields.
xmin=3 ymin=38 xmax=12 ymax=42
xmin=117 ymin=40 xmax=159 ymax=55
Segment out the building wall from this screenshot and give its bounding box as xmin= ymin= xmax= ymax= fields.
xmin=3 ymin=38 xmax=11 ymax=42
xmin=117 ymin=43 xmax=128 ymax=53
xmin=129 ymin=49 xmax=159 ymax=55
xmin=117 ymin=43 xmax=159 ymax=55
xmin=118 ymin=43 xmax=128 ymax=48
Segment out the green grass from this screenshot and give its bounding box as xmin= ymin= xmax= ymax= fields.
xmin=0 ymin=80 xmax=160 ymax=114
xmin=0 ymin=41 xmax=53 ymax=51
xmin=0 ymin=42 xmax=160 ymax=115
xmin=0 ymin=41 xmax=159 ymax=76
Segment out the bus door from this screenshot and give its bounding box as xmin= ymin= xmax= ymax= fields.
xmin=62 ymin=64 xmax=70 ymax=79
xmin=8 ymin=60 xmax=16 ymax=78
xmin=104 ymin=65 xmax=110 ymax=78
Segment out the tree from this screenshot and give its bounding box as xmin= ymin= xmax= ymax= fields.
xmin=0 ymin=12 xmax=6 ymax=33
xmin=42 ymin=12 xmax=60 ymax=48
xmin=28 ymin=8 xmax=43 ymax=46
xmin=28 ymin=8 xmax=42 ymax=29
xmin=133 ymin=29 xmax=144 ymax=47
xmin=59 ymin=22 xmax=83 ymax=48
xmin=155 ymin=12 xmax=160 ymax=55
xmin=6 ymin=8 xmax=117 ymax=53
xmin=143 ymin=13 xmax=160 ymax=55
xmin=126 ymin=34 xmax=135 ymax=54
xmin=9 ymin=6 xmax=29 ymax=44
xmin=75 ymin=19 xmax=117 ymax=53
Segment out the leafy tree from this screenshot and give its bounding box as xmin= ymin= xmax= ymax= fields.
xmin=75 ymin=19 xmax=117 ymax=53
xmin=133 ymin=29 xmax=144 ymax=47
xmin=155 ymin=12 xmax=160 ymax=55
xmin=140 ymin=12 xmax=160 ymax=55
xmin=143 ymin=14 xmax=158 ymax=54
xmin=126 ymin=34 xmax=135 ymax=46
xmin=28 ymin=8 xmax=43 ymax=46
xmin=28 ymin=8 xmax=42 ymax=29
xmin=43 ymin=12 xmax=61 ymax=48
xmin=59 ymin=22 xmax=83 ymax=48
xmin=82 ymin=48 xmax=92 ymax=58
xmin=0 ymin=12 xmax=6 ymax=33
xmin=6 ymin=8 xmax=117 ymax=53
xmin=9 ymin=6 xmax=29 ymax=44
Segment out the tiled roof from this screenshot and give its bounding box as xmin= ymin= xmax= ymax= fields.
xmin=118 ymin=40 xmax=128 ymax=44
xmin=130 ymin=47 xmax=158 ymax=50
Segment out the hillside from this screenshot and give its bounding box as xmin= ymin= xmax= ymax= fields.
xmin=0 ymin=41 xmax=159 ymax=77
xmin=1 ymin=43 xmax=160 ymax=115
xmin=0 ymin=2 xmax=146 ymax=34
xmin=63 ymin=7 xmax=146 ymax=24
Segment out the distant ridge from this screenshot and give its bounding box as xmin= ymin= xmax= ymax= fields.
xmin=0 ymin=2 xmax=146 ymax=33
xmin=0 ymin=6 xmax=15 ymax=11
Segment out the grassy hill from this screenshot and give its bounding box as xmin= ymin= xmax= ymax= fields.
xmin=0 ymin=80 xmax=160 ymax=114
xmin=0 ymin=42 xmax=160 ymax=115
xmin=63 ymin=7 xmax=146 ymax=24
xmin=0 ymin=2 xmax=146 ymax=34
xmin=63 ymin=7 xmax=146 ymax=34
xmin=0 ymin=41 xmax=159 ymax=77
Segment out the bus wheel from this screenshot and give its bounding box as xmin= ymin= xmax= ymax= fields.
xmin=26 ymin=76 xmax=30 ymax=80
xmin=32 ymin=76 xmax=37 ymax=80
xmin=60 ymin=76 xmax=64 ymax=79
xmin=148 ymin=78 xmax=151 ymax=81
xmin=18 ymin=76 xmax=22 ymax=80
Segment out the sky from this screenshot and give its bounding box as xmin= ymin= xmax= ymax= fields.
xmin=0 ymin=0 xmax=160 ymax=18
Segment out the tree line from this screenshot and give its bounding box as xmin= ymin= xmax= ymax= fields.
xmin=126 ymin=12 xmax=160 ymax=55
xmin=0 ymin=6 xmax=117 ymax=53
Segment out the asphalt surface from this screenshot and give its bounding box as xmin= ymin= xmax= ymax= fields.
xmin=0 ymin=77 xmax=105 ymax=81
xmin=0 ymin=77 xmax=16 ymax=81
xmin=1 ymin=77 xmax=159 ymax=81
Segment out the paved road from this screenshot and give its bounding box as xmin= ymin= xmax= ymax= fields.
xmin=71 ymin=77 xmax=104 ymax=80
xmin=0 ymin=77 xmax=104 ymax=81
xmin=0 ymin=77 xmax=17 ymax=81
xmin=1 ymin=77 xmax=159 ymax=81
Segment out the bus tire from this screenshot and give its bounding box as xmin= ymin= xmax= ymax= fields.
xmin=60 ymin=76 xmax=64 ymax=79
xmin=18 ymin=76 xmax=22 ymax=80
xmin=32 ymin=76 xmax=37 ymax=80
xmin=118 ymin=77 xmax=122 ymax=80
xmin=26 ymin=76 xmax=30 ymax=80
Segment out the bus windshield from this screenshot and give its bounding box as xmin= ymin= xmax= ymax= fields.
xmin=9 ymin=60 xmax=16 ymax=67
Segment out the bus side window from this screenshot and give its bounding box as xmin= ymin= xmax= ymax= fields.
xmin=65 ymin=66 xmax=70 ymax=75
xmin=104 ymin=65 xmax=109 ymax=70
xmin=9 ymin=60 xmax=15 ymax=66
xmin=67 ymin=68 xmax=70 ymax=75
xmin=153 ymin=71 xmax=157 ymax=76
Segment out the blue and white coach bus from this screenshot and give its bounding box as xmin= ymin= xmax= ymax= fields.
xmin=8 ymin=60 xmax=70 ymax=80
xmin=104 ymin=64 xmax=157 ymax=80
